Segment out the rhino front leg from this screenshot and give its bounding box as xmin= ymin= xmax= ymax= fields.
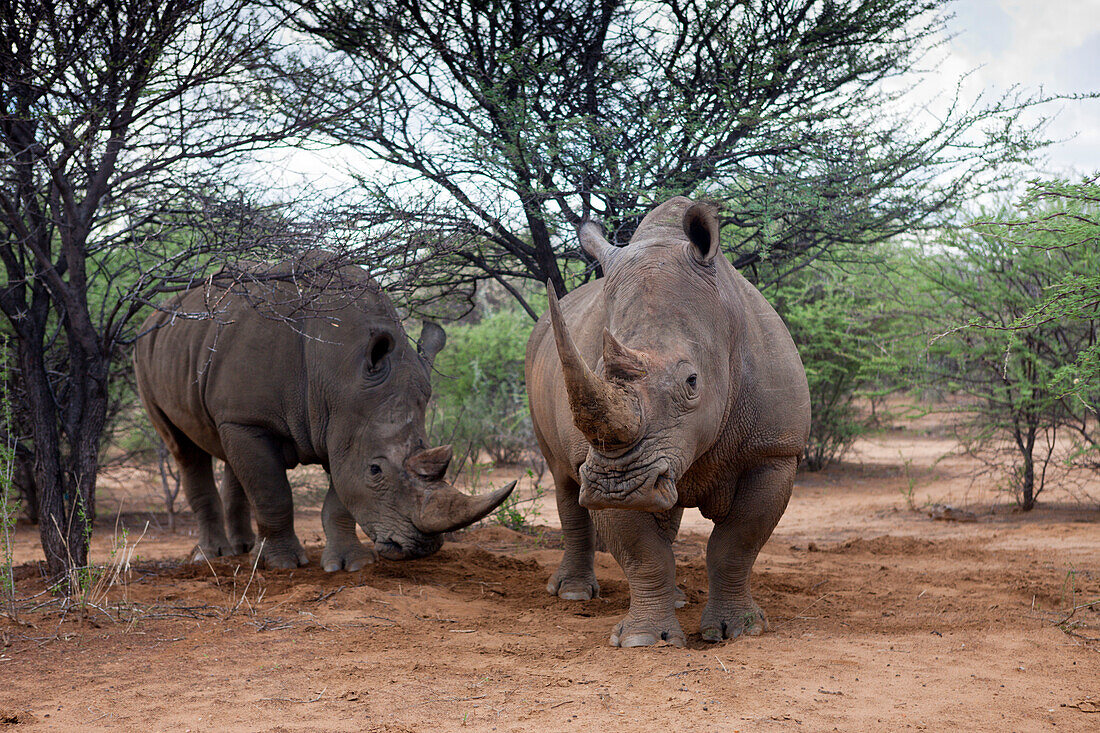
xmin=666 ymin=507 xmax=687 ymax=608
xmin=547 ymin=471 xmax=600 ymax=601
xmin=221 ymin=464 xmax=256 ymax=555
xmin=218 ymin=423 xmax=308 ymax=569
xmin=321 ymin=484 xmax=377 ymax=572
xmin=592 ymin=507 xmax=683 ymax=648
xmin=701 ymin=456 xmax=795 ymax=642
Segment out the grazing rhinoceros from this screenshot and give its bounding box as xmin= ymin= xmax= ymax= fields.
xmin=526 ymin=197 xmax=810 ymax=647
xmin=134 ymin=256 xmax=514 ymax=569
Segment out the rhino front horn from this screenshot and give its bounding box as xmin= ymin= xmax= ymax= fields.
xmin=414 ymin=481 xmax=517 ymax=535
xmin=545 ymin=281 xmax=642 ymax=451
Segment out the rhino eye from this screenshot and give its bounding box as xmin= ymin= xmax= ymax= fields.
xmin=686 ymin=374 xmax=698 ymax=390
xmin=370 ymin=464 xmax=382 ymax=475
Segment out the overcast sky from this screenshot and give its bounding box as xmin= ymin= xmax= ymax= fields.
xmin=941 ymin=0 xmax=1100 ymax=175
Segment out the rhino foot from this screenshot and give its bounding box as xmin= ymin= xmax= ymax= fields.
xmin=255 ymin=536 xmax=309 ymax=569
xmin=227 ymin=537 xmax=254 ymax=555
xmin=610 ymin=613 xmax=685 ymax=648
xmin=547 ymin=569 xmax=600 ymax=601
xmin=700 ymin=601 xmax=768 ymax=642
xmin=192 ymin=535 xmax=248 ymax=563
xmin=322 ymin=542 xmax=377 ymax=572
xmin=226 ymin=527 xmax=255 ymax=555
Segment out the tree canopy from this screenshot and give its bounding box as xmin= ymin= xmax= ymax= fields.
xmin=275 ymin=0 xmax=1051 ymax=316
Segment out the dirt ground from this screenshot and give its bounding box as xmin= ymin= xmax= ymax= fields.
xmin=2 ymin=427 xmax=1098 ymax=732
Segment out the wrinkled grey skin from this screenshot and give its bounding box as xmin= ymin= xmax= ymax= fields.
xmin=134 ymin=257 xmax=513 ymax=570
xmin=526 ymin=197 xmax=810 ymax=647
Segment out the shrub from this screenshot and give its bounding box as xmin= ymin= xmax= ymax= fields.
xmin=430 ymin=308 xmax=535 ymax=470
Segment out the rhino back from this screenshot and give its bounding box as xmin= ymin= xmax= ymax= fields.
xmin=134 ymin=263 xmax=400 ymax=465
xmin=716 ymin=262 xmax=811 ymax=460
xmin=135 ymin=285 xmax=312 ymax=462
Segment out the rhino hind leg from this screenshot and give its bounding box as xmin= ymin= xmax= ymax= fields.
xmin=700 ymin=456 xmax=796 ymax=642
xmin=320 ymin=485 xmax=376 ymax=572
xmin=172 ymin=435 xmax=236 ymax=562
xmin=139 ymin=400 xmax=234 ymax=561
xmin=546 ymin=471 xmax=600 ymax=601
xmin=592 ymin=507 xmax=684 ymax=648
xmin=221 ymin=465 xmax=256 ymax=555
xmin=218 ymin=423 xmax=308 ymax=570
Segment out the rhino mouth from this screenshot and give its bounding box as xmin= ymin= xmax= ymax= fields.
xmin=579 ymin=453 xmax=678 ymax=511
xmin=373 ymin=533 xmax=443 ymax=561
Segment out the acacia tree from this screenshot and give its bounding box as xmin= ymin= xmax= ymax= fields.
xmin=273 ymin=0 xmax=1050 ymax=315
xmin=0 ymin=0 xmax=362 ymax=583
xmin=985 ymin=177 xmax=1100 ymax=486
xmin=1003 ymin=177 xmax=1100 ymax=400
xmin=917 ymin=193 xmax=1100 ymax=510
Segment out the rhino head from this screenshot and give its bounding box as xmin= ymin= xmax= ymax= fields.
xmin=548 ymin=198 xmax=733 ymax=512
xmin=319 ymin=319 xmax=514 ymax=559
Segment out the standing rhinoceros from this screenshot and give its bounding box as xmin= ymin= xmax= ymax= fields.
xmin=134 ymin=256 xmax=513 ymax=569
xmin=526 ymin=197 xmax=810 ymax=647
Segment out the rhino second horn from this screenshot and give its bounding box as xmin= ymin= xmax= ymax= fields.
xmin=406 ymin=445 xmax=453 ymax=482
xmin=602 ymin=328 xmax=647 ymax=380
xmin=414 ymin=481 xmax=517 ymax=534
xmin=545 ymin=281 xmax=642 ymax=451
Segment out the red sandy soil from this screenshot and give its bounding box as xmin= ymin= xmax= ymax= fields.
xmin=1 ymin=428 xmax=1098 ymax=732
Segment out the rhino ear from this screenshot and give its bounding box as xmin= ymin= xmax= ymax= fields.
xmin=365 ymin=330 xmax=395 ymax=380
xmin=578 ymin=221 xmax=617 ymax=270
xmin=683 ymin=202 xmax=721 ymax=264
xmin=418 ymin=321 xmax=446 ymax=366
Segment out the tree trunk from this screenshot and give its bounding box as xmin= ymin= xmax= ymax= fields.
xmin=1019 ymin=426 xmax=1037 ymax=511
xmin=19 ymin=337 xmax=108 ymax=582
xmin=13 ymin=446 xmax=37 ymax=524
xmin=1020 ymin=456 xmax=1035 ymax=511
xmin=524 ymin=205 xmax=567 ymax=297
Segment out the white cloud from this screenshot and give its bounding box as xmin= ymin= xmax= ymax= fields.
xmin=941 ymin=0 xmax=1100 ymax=174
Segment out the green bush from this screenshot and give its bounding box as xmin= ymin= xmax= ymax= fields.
xmin=430 ymin=308 xmax=535 ymax=469
xmin=490 ymin=469 xmax=547 ymax=532
xmin=780 ymin=283 xmax=868 ymax=470
xmin=767 ymin=248 xmax=917 ymax=471
xmin=770 ymin=274 xmax=869 ymax=470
